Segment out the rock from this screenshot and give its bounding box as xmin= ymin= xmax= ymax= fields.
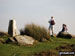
xmin=0 ymin=31 xmax=9 ymax=37
xmin=6 ymin=35 xmax=35 ymax=45
xmin=6 ymin=37 xmax=16 ymax=44
xmin=57 ymin=32 xmax=72 ymax=39
xmin=71 ymin=34 xmax=75 ymax=38
xmin=14 ymin=35 xmax=35 ymax=45
xmin=0 ymin=38 xmax=5 ymax=44
xmin=8 ymin=19 xmax=18 ymax=37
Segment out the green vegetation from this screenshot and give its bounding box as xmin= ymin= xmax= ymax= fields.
xmin=20 ymin=24 xmax=50 ymax=41
xmin=0 ymin=37 xmax=75 ymax=56
xmin=0 ymin=25 xmax=75 ymax=56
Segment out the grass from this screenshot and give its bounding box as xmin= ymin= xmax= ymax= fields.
xmin=0 ymin=37 xmax=75 ymax=56
xmin=20 ymin=24 xmax=50 ymax=41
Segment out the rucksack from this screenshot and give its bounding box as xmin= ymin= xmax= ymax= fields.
xmin=50 ymin=20 xmax=55 ymax=25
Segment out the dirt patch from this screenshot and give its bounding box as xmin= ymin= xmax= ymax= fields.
xmin=34 ymin=44 xmax=75 ymax=56
xmin=56 ymin=44 xmax=75 ymax=52
xmin=34 ymin=50 xmax=59 ymax=56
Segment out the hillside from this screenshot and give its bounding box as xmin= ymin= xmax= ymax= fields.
xmin=0 ymin=37 xmax=75 ymax=56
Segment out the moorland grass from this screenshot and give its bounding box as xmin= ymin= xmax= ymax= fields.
xmin=0 ymin=37 xmax=75 ymax=56
xmin=20 ymin=24 xmax=50 ymax=41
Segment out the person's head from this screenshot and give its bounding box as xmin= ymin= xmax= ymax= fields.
xmin=51 ymin=16 xmax=53 ymax=19
xmin=63 ymin=24 xmax=66 ymax=27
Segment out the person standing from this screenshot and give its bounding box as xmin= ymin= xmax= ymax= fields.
xmin=48 ymin=16 xmax=55 ymax=36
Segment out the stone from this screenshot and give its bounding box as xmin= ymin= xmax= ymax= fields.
xmin=14 ymin=35 xmax=35 ymax=45
xmin=0 ymin=31 xmax=9 ymax=37
xmin=0 ymin=38 xmax=5 ymax=44
xmin=57 ymin=32 xmax=72 ymax=39
xmin=71 ymin=34 xmax=75 ymax=38
xmin=6 ymin=35 xmax=35 ymax=45
xmin=8 ymin=19 xmax=18 ymax=37
xmin=6 ymin=37 xmax=16 ymax=44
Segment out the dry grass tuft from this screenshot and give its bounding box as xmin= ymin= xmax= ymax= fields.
xmin=20 ymin=24 xmax=50 ymax=42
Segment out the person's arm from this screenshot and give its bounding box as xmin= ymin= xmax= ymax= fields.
xmin=66 ymin=27 xmax=68 ymax=32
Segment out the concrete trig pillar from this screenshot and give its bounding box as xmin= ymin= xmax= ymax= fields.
xmin=8 ymin=19 xmax=18 ymax=37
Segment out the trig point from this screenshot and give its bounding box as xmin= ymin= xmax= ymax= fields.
xmin=8 ymin=19 xmax=18 ymax=37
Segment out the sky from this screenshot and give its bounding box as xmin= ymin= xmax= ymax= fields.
xmin=0 ymin=0 xmax=75 ymax=34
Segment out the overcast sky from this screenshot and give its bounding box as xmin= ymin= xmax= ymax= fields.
xmin=0 ymin=0 xmax=75 ymax=34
